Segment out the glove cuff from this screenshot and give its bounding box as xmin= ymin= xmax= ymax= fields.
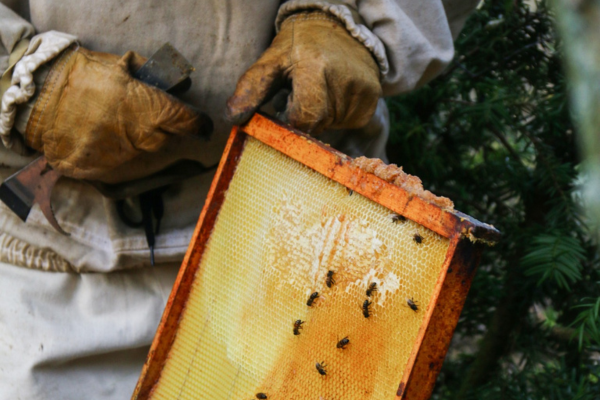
xmin=281 ymin=10 xmax=344 ymax=28
xmin=0 ymin=31 xmax=77 ymax=154
xmin=275 ymin=1 xmax=389 ymax=77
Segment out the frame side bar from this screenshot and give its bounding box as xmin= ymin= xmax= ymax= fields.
xmin=394 ymin=235 xmax=459 ymax=397
xmin=132 ymin=127 xmax=248 ymax=399
xmin=399 ymin=237 xmax=484 ymax=399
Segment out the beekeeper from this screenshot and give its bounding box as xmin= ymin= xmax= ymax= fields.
xmin=0 ymin=0 xmax=479 ymax=398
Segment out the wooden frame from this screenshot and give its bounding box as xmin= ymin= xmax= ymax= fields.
xmin=132 ymin=113 xmax=500 ymax=400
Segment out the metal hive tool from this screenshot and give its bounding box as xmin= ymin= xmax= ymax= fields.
xmin=132 ymin=113 xmax=500 ymax=400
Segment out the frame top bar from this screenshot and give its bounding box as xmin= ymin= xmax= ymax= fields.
xmin=241 ymin=113 xmax=501 ymax=244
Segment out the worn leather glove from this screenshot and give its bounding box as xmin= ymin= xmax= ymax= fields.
xmin=24 ymin=46 xmax=212 ymax=183
xmin=227 ymin=11 xmax=382 ymax=135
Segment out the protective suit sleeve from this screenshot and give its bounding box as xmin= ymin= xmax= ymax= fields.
xmin=276 ymin=0 xmax=480 ymax=96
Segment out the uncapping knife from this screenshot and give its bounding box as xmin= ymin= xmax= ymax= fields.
xmin=0 ymin=43 xmax=194 ymax=235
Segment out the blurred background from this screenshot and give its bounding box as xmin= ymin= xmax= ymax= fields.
xmin=386 ymin=0 xmax=600 ymax=398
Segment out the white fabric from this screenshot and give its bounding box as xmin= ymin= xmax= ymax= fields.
xmin=443 ymin=0 xmax=482 ymax=39
xmin=0 ymin=260 xmax=179 ymax=400
xmin=0 ymin=166 xmax=215 ymax=272
xmin=0 ymin=3 xmax=34 ymax=73
xmin=0 ymin=30 xmax=76 ymax=149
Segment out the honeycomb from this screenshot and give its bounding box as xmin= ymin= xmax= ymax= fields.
xmin=148 ymin=137 xmax=450 ymax=400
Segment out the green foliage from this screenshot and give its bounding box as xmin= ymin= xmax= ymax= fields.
xmin=522 ymin=232 xmax=585 ymax=290
xmin=437 ymin=358 xmax=600 ymax=400
xmin=385 ymin=0 xmax=600 ymax=396
xmin=571 ymin=296 xmax=600 ymax=350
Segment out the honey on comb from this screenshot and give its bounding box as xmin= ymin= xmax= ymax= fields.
xmin=147 ymin=138 xmax=450 ymax=400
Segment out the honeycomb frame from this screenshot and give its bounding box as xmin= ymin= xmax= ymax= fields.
xmin=132 ymin=113 xmax=500 ymax=400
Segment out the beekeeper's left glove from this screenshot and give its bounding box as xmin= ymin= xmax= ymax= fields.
xmin=226 ymin=11 xmax=381 ymax=135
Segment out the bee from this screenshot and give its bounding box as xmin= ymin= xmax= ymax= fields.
xmin=316 ymin=361 xmax=327 ymax=375
xmin=362 ymin=299 xmax=372 ymax=318
xmin=256 ymin=394 xmax=267 ymax=399
xmin=366 ymin=282 xmax=378 ymax=297
xmin=391 ymin=214 xmax=406 ymax=223
xmin=326 ymin=270 xmax=336 ymax=288
xmin=337 ymin=336 xmax=350 ymax=349
xmin=407 ymin=298 xmax=419 ymax=312
xmin=347 ymin=188 xmax=354 ymax=196
xmin=307 ymin=291 xmax=320 ymax=306
xmin=293 ymin=319 xmax=305 ymax=335
xmin=413 ymin=233 xmax=423 ymax=244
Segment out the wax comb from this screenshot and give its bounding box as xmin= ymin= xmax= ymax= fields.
xmin=133 ymin=113 xmax=499 ymax=400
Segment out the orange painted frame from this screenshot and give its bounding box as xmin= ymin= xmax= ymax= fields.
xmin=132 ymin=113 xmax=500 ymax=400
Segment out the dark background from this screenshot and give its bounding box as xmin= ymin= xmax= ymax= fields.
xmin=386 ymin=0 xmax=600 ymax=398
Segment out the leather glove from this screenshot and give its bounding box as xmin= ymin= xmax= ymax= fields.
xmin=24 ymin=46 xmax=212 ymax=183
xmin=227 ymin=11 xmax=382 ymax=135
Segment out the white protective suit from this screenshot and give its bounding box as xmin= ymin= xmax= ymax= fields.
xmin=0 ymin=0 xmax=479 ymax=398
